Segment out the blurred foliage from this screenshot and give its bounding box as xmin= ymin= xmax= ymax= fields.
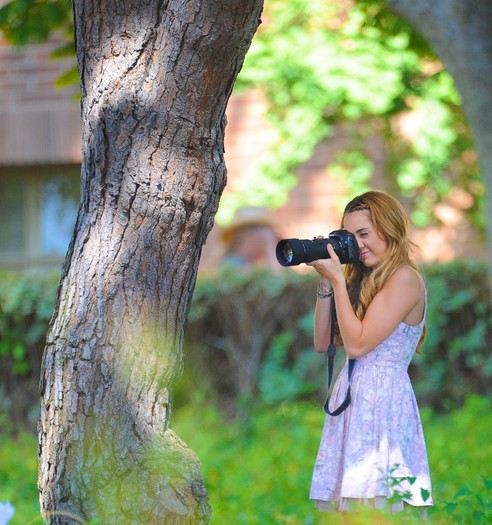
xmin=181 ymin=261 xmax=491 ymax=417
xmin=0 ymin=432 xmax=40 ymax=525
xmin=422 ymin=395 xmax=492 ymax=524
xmin=0 ymin=263 xmax=490 ymax=522
xmin=174 ymin=395 xmax=492 ymax=524
xmin=0 ymin=270 xmax=58 ymax=428
xmin=218 ymin=0 xmax=482 ymax=230
xmin=0 ymin=270 xmax=57 ymax=375
xmin=3 ymin=396 xmax=491 ymax=524
xmin=0 ymin=0 xmax=77 ymax=89
xmin=414 ymin=261 xmax=492 ymax=411
xmin=183 ymin=269 xmax=322 ymax=417
xmin=1 ymin=261 xmax=490 ymax=429
xmin=0 ymin=1 xmax=483 ymax=234
xmin=0 ymin=0 xmax=72 ymax=45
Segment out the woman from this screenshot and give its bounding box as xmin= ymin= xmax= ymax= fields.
xmin=308 ymin=191 xmax=433 ymax=516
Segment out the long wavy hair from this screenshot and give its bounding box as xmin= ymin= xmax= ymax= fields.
xmin=341 ymin=191 xmax=426 ymax=349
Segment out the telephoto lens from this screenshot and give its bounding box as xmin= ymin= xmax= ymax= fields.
xmin=276 ymin=229 xmax=359 ymax=266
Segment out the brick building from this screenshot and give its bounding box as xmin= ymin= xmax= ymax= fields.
xmin=0 ymin=36 xmax=485 ymax=275
xmin=0 ymin=35 xmax=81 ymax=271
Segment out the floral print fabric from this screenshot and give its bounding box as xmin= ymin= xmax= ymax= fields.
xmin=310 ymin=313 xmax=433 ymax=512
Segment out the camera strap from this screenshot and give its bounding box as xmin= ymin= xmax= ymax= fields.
xmin=323 ymin=295 xmax=355 ymax=416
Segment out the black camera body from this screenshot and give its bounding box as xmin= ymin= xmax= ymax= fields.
xmin=276 ymin=229 xmax=359 ymax=267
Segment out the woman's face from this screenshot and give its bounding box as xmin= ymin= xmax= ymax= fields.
xmin=343 ymin=209 xmax=388 ymax=269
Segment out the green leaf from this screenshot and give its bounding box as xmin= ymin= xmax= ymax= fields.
xmin=421 ymin=488 xmax=431 ymax=502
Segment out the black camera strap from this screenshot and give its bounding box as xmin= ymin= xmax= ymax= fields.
xmin=323 ymin=295 xmax=355 ymax=416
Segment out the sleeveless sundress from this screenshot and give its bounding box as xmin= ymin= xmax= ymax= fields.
xmin=309 ymin=296 xmax=433 ymax=513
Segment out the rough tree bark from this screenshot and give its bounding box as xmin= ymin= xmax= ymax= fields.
xmin=38 ymin=1 xmax=263 ymax=523
xmin=387 ymin=0 xmax=492 ymax=295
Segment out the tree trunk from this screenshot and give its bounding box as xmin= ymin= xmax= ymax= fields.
xmin=38 ymin=1 xmax=263 ymax=523
xmin=387 ymin=0 xmax=492 ymax=297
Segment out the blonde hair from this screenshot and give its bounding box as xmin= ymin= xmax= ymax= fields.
xmin=341 ymin=191 xmax=426 ymax=349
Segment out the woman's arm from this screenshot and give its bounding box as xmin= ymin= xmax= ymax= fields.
xmin=313 ymin=279 xmax=335 ymax=353
xmin=309 ymin=245 xmax=423 ymax=359
xmin=333 ymin=268 xmax=422 ymax=359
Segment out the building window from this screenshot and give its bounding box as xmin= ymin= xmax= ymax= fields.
xmin=0 ymin=165 xmax=80 ymax=272
xmin=0 ymin=177 xmax=25 ymax=254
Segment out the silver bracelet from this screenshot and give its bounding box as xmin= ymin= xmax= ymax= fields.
xmin=316 ymin=282 xmax=334 ymax=299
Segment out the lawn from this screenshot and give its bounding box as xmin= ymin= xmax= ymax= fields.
xmin=1 ymin=395 xmax=490 ymax=524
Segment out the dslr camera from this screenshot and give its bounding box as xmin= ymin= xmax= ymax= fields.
xmin=276 ymin=229 xmax=359 ymax=267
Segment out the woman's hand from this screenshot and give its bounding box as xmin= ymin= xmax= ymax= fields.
xmin=306 ymin=244 xmax=345 ymax=286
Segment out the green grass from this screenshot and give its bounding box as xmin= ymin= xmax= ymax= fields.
xmin=0 ymin=432 xmax=39 ymax=524
xmin=421 ymin=396 xmax=492 ymax=524
xmin=172 ymin=395 xmax=492 ymax=524
xmin=1 ymin=396 xmax=491 ymax=524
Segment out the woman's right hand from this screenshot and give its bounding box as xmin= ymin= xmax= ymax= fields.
xmin=307 ymin=244 xmax=345 ymax=287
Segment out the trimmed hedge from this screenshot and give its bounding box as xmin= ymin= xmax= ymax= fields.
xmin=0 ymin=270 xmax=59 ymax=430
xmin=414 ymin=261 xmax=492 ymax=410
xmin=1 ymin=261 xmax=490 ymax=428
xmin=182 ymin=261 xmax=492 ymax=414
xmin=182 ymin=269 xmax=321 ymax=417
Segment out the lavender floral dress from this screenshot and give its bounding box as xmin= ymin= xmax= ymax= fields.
xmin=310 ymin=300 xmax=433 ymax=513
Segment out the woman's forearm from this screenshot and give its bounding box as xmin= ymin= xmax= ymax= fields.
xmin=313 ymin=281 xmax=334 ymax=353
xmin=332 ymin=279 xmax=365 ymax=358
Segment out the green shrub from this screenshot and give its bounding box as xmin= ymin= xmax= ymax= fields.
xmin=1 ymin=260 xmax=491 ymax=429
xmin=183 ymin=261 xmax=491 ymax=415
xmin=0 ymin=270 xmax=58 ymax=374
xmin=412 ymin=261 xmax=492 ymax=411
xmin=0 ymin=270 xmax=59 ymax=429
xmin=182 ymin=269 xmax=320 ymax=416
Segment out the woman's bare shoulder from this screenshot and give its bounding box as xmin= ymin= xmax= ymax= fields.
xmin=386 ymin=265 xmax=424 ymax=296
